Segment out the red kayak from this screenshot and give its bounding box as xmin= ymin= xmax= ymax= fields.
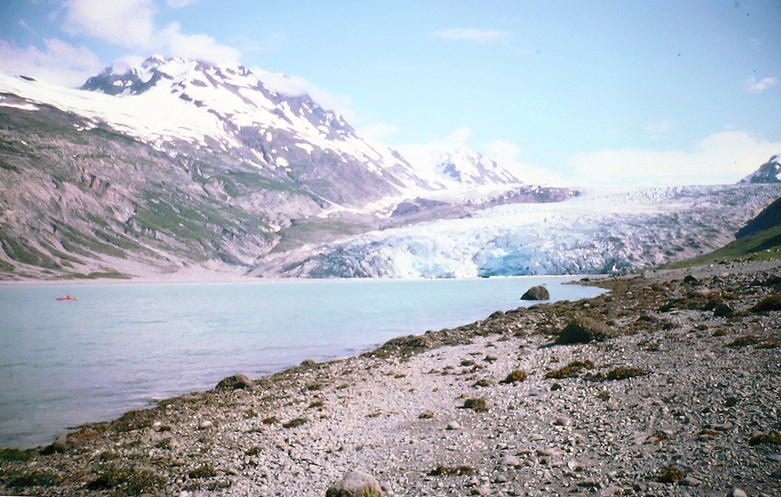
xmin=56 ymin=295 xmax=77 ymax=301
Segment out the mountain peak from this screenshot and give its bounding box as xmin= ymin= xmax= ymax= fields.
xmin=740 ymin=154 xmax=781 ymax=184
xmin=428 ymin=146 xmax=523 ymax=188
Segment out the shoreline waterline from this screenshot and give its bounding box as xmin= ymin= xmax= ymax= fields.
xmin=0 ymin=275 xmax=605 ymax=449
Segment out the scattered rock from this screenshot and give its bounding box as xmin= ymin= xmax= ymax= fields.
xmin=750 ymin=294 xmax=781 ymax=313
xmin=713 ymin=303 xmax=735 ymax=317
xmin=749 ymin=432 xmax=781 ymax=446
xmin=604 ymin=366 xmax=646 ymax=381
xmin=499 ymin=370 xmax=528 ymax=384
xmin=655 ymin=465 xmax=684 ymax=483
xmin=461 ymin=398 xmax=489 ymax=412
xmin=521 ymin=285 xmax=550 ymax=301
xmin=215 ymin=373 xmax=254 ymax=391
xmin=283 ymin=417 xmax=308 ymax=429
xmin=429 ymin=464 xmax=475 ymax=476
xmin=325 ymin=471 xmax=383 ymax=497
xmin=446 ymin=421 xmax=461 ymax=431
xmin=728 ymin=488 xmax=748 ymax=497
xmin=555 ymin=318 xmax=614 ymax=344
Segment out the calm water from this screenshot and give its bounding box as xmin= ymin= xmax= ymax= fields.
xmin=0 ymin=277 xmax=603 ymax=448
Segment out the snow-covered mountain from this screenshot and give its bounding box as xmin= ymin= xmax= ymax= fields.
xmin=407 ymin=146 xmax=523 ymax=189
xmin=0 ymin=56 xmax=563 ymax=279
xmin=250 ymin=184 xmax=781 ymax=278
xmin=1 ymin=56 xmax=438 ymax=208
xmin=740 ymin=154 xmax=781 ymax=184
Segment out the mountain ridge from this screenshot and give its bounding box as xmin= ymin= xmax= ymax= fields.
xmin=1 ymin=57 xmax=779 ymax=280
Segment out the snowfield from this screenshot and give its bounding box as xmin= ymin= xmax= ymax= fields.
xmin=251 ymin=184 xmax=781 ymax=278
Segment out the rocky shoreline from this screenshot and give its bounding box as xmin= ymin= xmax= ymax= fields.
xmin=1 ymin=262 xmax=780 ymax=496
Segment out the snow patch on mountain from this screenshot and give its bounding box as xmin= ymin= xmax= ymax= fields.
xmin=0 ymin=57 xmax=436 ymax=200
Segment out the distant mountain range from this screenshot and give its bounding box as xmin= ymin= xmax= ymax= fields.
xmin=0 ymin=56 xmax=779 ymax=280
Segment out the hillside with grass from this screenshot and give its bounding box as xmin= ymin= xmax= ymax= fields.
xmin=667 ymin=194 xmax=781 ymax=268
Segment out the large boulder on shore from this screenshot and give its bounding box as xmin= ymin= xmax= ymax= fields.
xmin=215 ymin=373 xmax=254 ymax=391
xmin=555 ymin=317 xmax=615 ymax=344
xmin=521 ymin=285 xmax=550 ymax=301
xmin=325 ymin=471 xmax=384 ymax=497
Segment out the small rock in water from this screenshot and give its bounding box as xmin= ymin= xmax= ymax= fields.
xmin=521 ymin=285 xmax=550 ymax=301
xmin=325 ymin=471 xmax=384 ymax=497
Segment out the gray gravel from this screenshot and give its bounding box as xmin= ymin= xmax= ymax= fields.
xmin=1 ymin=263 xmax=780 ymax=496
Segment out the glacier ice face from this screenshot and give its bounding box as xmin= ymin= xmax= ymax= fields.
xmin=254 ymin=184 xmax=781 ymax=278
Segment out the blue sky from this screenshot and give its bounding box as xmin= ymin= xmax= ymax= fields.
xmin=0 ymin=0 xmax=779 ymax=186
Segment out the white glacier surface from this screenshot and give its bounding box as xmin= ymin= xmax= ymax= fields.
xmin=254 ymin=184 xmax=781 ymax=278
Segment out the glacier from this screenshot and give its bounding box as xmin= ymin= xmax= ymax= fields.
xmin=251 ymin=184 xmax=781 ymax=279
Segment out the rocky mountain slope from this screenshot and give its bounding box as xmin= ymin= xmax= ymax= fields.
xmin=0 ymin=57 xmax=547 ymax=280
xmin=740 ymin=154 xmax=781 ymax=184
xmin=1 ymin=58 xmax=779 ymax=280
xmin=736 ymin=195 xmax=781 ymax=239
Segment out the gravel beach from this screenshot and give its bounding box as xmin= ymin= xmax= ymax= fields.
xmin=1 ymin=261 xmax=780 ymax=496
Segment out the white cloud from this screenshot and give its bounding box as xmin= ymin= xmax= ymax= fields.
xmin=18 ymin=19 xmax=34 ymax=34
xmin=566 ymin=131 xmax=781 ymax=187
xmin=167 ymin=0 xmax=196 ymax=8
xmin=446 ymin=126 xmax=474 ymax=143
xmin=747 ymin=76 xmax=778 ymax=93
xmin=645 ymin=119 xmax=674 ymax=141
xmin=395 ymin=128 xmax=470 ymax=173
xmin=64 ymin=0 xmax=157 ymax=51
xmin=252 ymin=68 xmax=354 ymax=118
xmin=63 ymin=0 xmax=239 ymax=64
xmin=0 ymin=38 xmax=103 ymax=87
xmin=157 ymin=22 xmax=240 ymax=64
xmin=431 ymin=28 xmax=510 ymax=44
xmin=481 ymin=139 xmax=566 ymax=185
xmin=356 ymin=123 xmax=397 ymax=142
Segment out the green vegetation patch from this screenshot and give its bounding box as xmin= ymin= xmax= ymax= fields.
xmin=0 ymin=447 xmax=33 ymax=462
xmin=86 ymin=465 xmax=166 ymax=494
xmin=272 ymin=218 xmax=370 ymax=254
xmin=545 ymin=360 xmax=596 ymax=379
xmin=1 ymin=469 xmax=61 ymax=489
xmin=70 ymin=270 xmax=132 ymax=280
xmin=0 ymin=234 xmax=60 ymax=269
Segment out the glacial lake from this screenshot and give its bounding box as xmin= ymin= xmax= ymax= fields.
xmin=0 ymin=276 xmax=604 ymax=449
